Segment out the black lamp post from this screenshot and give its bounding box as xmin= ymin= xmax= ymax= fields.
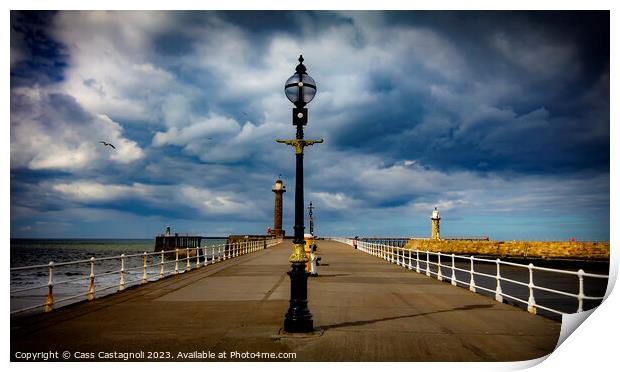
xmin=276 ymin=55 xmax=322 ymax=333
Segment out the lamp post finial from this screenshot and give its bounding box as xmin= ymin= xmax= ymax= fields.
xmin=295 ymin=55 xmax=307 ymax=74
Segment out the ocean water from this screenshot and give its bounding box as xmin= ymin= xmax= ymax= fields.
xmin=10 ymin=238 xmax=227 ymax=314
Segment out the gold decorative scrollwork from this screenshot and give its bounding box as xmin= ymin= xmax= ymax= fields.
xmin=289 ymin=243 xmax=310 ymax=263
xmin=276 ymin=139 xmax=324 ymax=154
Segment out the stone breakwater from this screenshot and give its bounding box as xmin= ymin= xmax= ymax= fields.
xmin=403 ymin=240 xmax=610 ymax=261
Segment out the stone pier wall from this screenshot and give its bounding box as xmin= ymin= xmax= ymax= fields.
xmin=403 ymin=239 xmax=610 ymax=261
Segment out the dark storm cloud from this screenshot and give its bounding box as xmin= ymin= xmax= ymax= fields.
xmin=325 ymin=11 xmax=609 ymax=174
xmin=11 ymin=11 xmax=68 ymax=87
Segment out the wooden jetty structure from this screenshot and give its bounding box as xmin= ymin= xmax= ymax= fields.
xmin=154 ymin=230 xmax=272 ymax=258
xmin=154 ymin=235 xmax=203 ymax=252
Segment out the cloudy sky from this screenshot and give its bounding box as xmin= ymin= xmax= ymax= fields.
xmin=10 ymin=10 xmax=609 ymax=240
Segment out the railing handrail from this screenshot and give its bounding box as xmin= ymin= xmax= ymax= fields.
xmin=10 ymin=237 xmax=283 ymax=315
xmin=327 ymin=237 xmax=608 ymax=317
xmin=10 ymin=238 xmax=281 ymax=271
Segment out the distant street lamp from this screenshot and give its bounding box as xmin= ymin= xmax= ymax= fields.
xmin=276 ymin=55 xmax=323 ymax=333
xmin=308 ymin=201 xmax=315 ymax=236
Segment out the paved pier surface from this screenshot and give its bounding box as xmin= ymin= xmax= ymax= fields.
xmin=11 ymin=240 xmax=560 ymax=362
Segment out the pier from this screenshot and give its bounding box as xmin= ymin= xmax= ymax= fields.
xmin=11 ymin=240 xmax=561 ymax=362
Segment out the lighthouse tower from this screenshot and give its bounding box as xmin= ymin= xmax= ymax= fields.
xmin=431 ymin=207 xmax=441 ymax=240
xmin=272 ymin=179 xmax=286 ymax=237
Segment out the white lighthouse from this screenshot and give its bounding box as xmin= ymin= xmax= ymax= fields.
xmin=431 ymin=207 xmax=441 ymax=240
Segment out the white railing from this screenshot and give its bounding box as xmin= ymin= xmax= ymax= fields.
xmin=10 ymin=238 xmax=283 ymax=315
xmin=329 ymin=237 xmax=607 ymax=316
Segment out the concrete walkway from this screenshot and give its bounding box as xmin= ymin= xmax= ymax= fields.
xmin=11 ymin=240 xmax=560 ymax=362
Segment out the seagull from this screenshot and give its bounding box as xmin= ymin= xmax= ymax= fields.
xmin=99 ymin=141 xmax=116 ymax=149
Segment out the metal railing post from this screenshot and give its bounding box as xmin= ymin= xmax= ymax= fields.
xmin=426 ymin=251 xmax=430 ymax=277
xmin=527 ymin=263 xmax=537 ymax=314
xmin=160 ymin=250 xmax=165 ymax=279
xmin=437 ymin=253 xmax=442 ymax=281
xmin=196 ymin=248 xmax=200 ymax=268
xmin=416 ymin=250 xmax=420 ymax=273
xmin=451 ymin=254 xmax=456 ymax=286
xmin=175 ymin=248 xmax=179 ymax=274
xmin=577 ymin=269 xmax=584 ymax=313
xmin=44 ymin=261 xmax=54 ymax=312
xmin=408 ymin=249 xmax=412 ymax=270
xmin=119 ymin=254 xmax=126 ymax=291
xmin=469 ymin=256 xmax=476 ymax=292
xmin=142 ymin=252 xmax=148 ymax=284
xmin=495 ymin=259 xmax=503 ymax=303
xmin=186 ymin=247 xmax=191 ymax=271
xmin=87 ymin=257 xmax=95 ymax=300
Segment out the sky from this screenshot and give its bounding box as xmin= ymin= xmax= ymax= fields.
xmin=9 ymin=10 xmax=610 ymax=240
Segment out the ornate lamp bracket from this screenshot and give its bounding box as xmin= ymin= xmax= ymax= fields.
xmin=275 ymin=139 xmax=324 ymax=154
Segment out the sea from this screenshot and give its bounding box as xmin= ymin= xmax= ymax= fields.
xmin=10 ymin=238 xmax=227 ymax=314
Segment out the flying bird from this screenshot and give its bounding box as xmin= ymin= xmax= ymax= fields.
xmin=99 ymin=141 xmax=116 ymax=149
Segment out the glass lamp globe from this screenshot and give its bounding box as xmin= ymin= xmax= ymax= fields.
xmin=284 ymin=73 xmax=317 ymax=106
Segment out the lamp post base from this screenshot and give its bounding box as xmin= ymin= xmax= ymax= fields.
xmin=283 ymin=263 xmax=314 ymax=333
